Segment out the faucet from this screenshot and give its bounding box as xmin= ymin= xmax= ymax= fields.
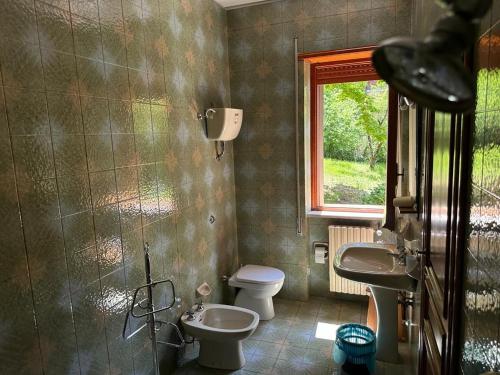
xmin=185 ymin=310 xmax=195 ymax=321
xmin=392 ymin=232 xmax=408 ymax=265
xmin=388 ymin=221 xmax=410 ymax=266
xmin=195 ymin=300 xmax=204 ymax=312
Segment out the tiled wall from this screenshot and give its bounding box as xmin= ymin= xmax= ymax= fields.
xmin=460 ymin=3 xmax=500 ymax=374
xmin=227 ymin=0 xmax=413 ymax=300
xmin=0 ymin=0 xmax=237 ymax=374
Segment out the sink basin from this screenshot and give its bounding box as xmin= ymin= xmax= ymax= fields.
xmin=333 ymin=242 xmax=417 ymax=292
xmin=333 ymin=242 xmax=419 ymax=363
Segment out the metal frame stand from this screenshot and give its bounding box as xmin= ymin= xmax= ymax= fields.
xmin=122 ymin=243 xmax=185 ymax=375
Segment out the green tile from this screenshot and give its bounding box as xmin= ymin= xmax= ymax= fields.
xmin=121 ymin=228 xmax=144 ymax=264
xmin=36 ymin=1 xmax=74 ymax=53
xmin=0 ymin=0 xmax=245 ymax=373
xmin=115 ymin=166 xmax=139 ymax=200
xmin=129 ymin=68 xmax=150 ymax=103
xmin=0 ymin=204 xmax=29 ymax=284
xmin=76 ymin=56 xmax=107 ymax=97
xmin=98 ymin=244 xmax=124 ymax=281
xmin=0 ymin=275 xmax=43 ymax=373
xmin=100 ymin=21 xmax=127 ymax=66
xmin=43 ymin=0 xmax=70 ymax=11
xmin=73 ymin=287 xmax=110 ymax=349
xmin=52 ymin=133 xmax=87 ymax=176
xmin=0 ymin=39 xmax=45 ymax=89
xmin=0 ymin=91 xmax=7 ymax=137
xmin=0 ymin=1 xmax=39 ymax=45
xmin=109 ymin=99 xmax=134 ymax=134
xmin=135 ymin=132 xmax=155 ymax=164
xmin=41 ymin=49 xmax=79 ymax=93
xmin=12 ymin=134 xmax=55 ymax=180
xmin=70 ymin=0 xmax=99 ymax=20
xmin=47 ymin=92 xmax=83 ymax=134
xmin=86 ymin=133 xmax=114 ymax=172
xmin=89 ymin=169 xmax=117 ymax=208
xmin=81 ymin=96 xmax=110 ymax=134
xmin=67 ymin=245 xmax=99 ymax=292
xmin=34 ymin=295 xmax=79 ymax=374
xmin=105 ymin=64 xmax=130 ymax=100
xmin=72 ymin=14 xmax=102 ymax=59
xmin=62 ymin=210 xmax=95 ymax=252
xmin=107 ymin=337 xmax=134 ymax=375
xmin=113 ymin=133 xmax=137 ymax=167
xmin=140 ymin=194 xmax=160 ymax=225
xmin=4 ymin=88 xmax=50 ymax=135
xmin=57 ymin=172 xmax=92 ymax=216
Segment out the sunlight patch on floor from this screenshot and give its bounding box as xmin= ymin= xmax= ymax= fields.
xmin=315 ymin=322 xmax=341 ymax=341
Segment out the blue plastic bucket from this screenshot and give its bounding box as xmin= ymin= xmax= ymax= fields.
xmin=333 ymin=323 xmax=376 ymax=374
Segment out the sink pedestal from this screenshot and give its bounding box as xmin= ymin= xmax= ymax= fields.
xmin=370 ymin=286 xmax=399 ymax=363
xmin=333 ymin=242 xmax=417 ymax=364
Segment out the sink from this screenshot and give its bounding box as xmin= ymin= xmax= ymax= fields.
xmin=333 ymin=242 xmax=419 ymax=363
xmin=333 ymin=242 xmax=417 ymax=292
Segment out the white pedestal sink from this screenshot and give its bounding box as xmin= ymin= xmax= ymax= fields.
xmin=370 ymin=286 xmax=399 ymax=363
xmin=333 ymin=242 xmax=418 ymax=363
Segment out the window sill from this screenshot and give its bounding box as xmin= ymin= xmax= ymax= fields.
xmin=306 ymin=210 xmax=384 ymax=221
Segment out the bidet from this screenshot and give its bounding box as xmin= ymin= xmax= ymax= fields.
xmin=181 ymin=303 xmax=259 ymax=370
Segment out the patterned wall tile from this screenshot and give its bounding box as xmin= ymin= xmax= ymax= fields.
xmin=0 ymin=1 xmax=39 ymax=45
xmin=4 ymin=88 xmax=50 ymax=135
xmin=0 ymin=0 xmax=235 ymax=373
xmin=0 ymin=40 xmax=45 ymax=90
xmin=228 ymin=0 xmax=412 ymax=301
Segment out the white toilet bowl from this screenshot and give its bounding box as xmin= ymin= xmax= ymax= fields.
xmin=180 ymin=303 xmax=259 ymax=370
xmin=229 ymin=265 xmax=285 ymax=320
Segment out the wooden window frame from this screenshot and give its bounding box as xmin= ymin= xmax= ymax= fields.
xmin=304 ymin=47 xmax=398 ymax=219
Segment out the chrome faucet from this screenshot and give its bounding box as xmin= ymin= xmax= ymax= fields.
xmin=387 ymin=247 xmax=407 ymax=266
xmin=185 ymin=310 xmax=195 ymax=321
xmin=394 ymin=227 xmax=408 ymax=266
xmin=195 ymin=301 xmax=204 ymax=312
xmin=388 ymin=222 xmax=410 ymax=266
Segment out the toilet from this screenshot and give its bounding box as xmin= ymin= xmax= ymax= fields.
xmin=229 ymin=265 xmax=285 ymax=320
xmin=181 ymin=303 xmax=259 ymax=370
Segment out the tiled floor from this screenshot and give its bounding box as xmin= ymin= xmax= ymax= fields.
xmin=174 ymin=298 xmax=411 ymax=375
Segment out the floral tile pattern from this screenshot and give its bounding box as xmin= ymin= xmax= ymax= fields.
xmin=228 ymin=0 xmax=413 ymax=300
xmin=0 ymin=0 xmax=237 ymax=374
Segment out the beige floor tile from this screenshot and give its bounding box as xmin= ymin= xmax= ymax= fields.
xmin=277 ymin=345 xmax=305 ymax=361
xmin=252 ymin=341 xmax=283 ymax=359
xmin=244 ymin=354 xmax=276 ymax=374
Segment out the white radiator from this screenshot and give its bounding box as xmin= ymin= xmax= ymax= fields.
xmin=329 ymin=225 xmax=374 ymax=295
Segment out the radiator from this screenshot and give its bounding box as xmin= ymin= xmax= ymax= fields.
xmin=329 ymin=225 xmax=374 ymax=295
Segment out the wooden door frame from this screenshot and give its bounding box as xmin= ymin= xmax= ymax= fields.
xmin=418 ymin=97 xmax=474 ymax=375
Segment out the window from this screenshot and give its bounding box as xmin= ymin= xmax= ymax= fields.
xmin=305 ymin=47 xmax=398 ymax=219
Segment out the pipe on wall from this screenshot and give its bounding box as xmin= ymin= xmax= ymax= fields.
xmin=294 ymin=37 xmax=303 ymax=237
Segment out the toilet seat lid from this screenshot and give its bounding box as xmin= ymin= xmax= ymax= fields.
xmin=236 ymin=265 xmax=285 ymax=284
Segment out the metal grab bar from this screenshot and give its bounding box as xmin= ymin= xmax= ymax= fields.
xmin=130 ymin=278 xmax=176 ymax=318
xmin=122 ymin=243 xmax=185 ymax=375
xmin=122 ymin=310 xmax=147 ymax=340
xmin=294 ymin=37 xmax=303 ymax=236
xmin=155 ymin=320 xmax=185 ymax=349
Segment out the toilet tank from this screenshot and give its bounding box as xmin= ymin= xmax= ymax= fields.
xmin=206 ymin=108 xmax=243 ymax=141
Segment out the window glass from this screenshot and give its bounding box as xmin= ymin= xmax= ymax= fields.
xmin=321 ymin=80 xmax=389 ymax=206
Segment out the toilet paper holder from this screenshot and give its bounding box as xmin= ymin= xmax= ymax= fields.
xmin=313 ymin=241 xmax=329 ymax=259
